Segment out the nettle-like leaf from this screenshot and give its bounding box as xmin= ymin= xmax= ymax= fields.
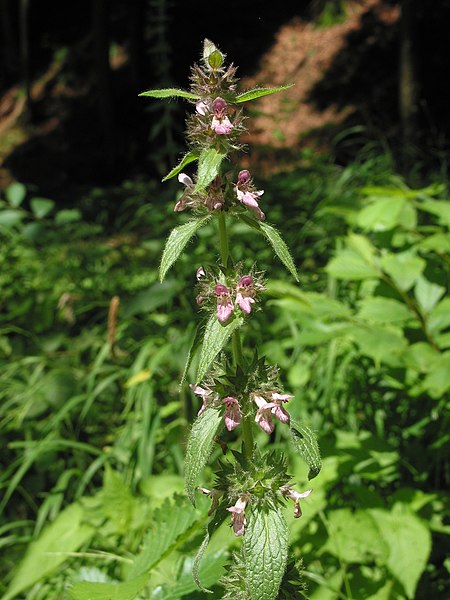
xmin=195 ymin=148 xmax=227 ymax=191
xmin=290 ymin=420 xmax=322 ymax=480
xmin=234 ymin=84 xmax=294 ymax=103
xmin=185 ymin=408 xmax=223 ymax=504
xmin=139 ymin=88 xmax=200 ymax=100
xmin=159 ymin=216 xmax=211 ymax=281
xmin=244 ymin=505 xmax=289 ymax=600
xmin=196 ymin=313 xmax=244 ymax=383
xmin=193 ymin=506 xmax=229 ymax=592
xmin=238 ymin=214 xmax=299 ymax=281
xmin=162 ymin=151 xmax=200 ymax=182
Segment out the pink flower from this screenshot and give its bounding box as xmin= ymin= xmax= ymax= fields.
xmin=196 ymin=100 xmax=209 ymax=116
xmin=174 ymin=173 xmax=195 ymax=212
xmin=235 ymin=170 xmax=265 ymax=220
xmin=227 ymin=496 xmax=248 ymax=536
xmin=198 ymin=486 xmax=222 ymax=515
xmin=190 ymin=384 xmax=212 ymax=416
xmin=280 ymin=486 xmax=312 ymax=518
xmin=236 ymin=275 xmax=255 ymax=315
xmin=196 ymin=266 xmax=205 ymax=280
xmin=214 ymin=283 xmax=234 ymax=323
xmin=211 ymin=97 xmax=233 ymax=135
xmin=223 ymin=396 xmax=241 ymax=431
xmin=253 ymin=391 xmax=293 ymax=433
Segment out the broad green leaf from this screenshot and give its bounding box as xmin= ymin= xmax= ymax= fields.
xmin=417 ymin=232 xmax=450 ymax=254
xmin=403 ymin=342 xmax=440 ymax=372
xmin=139 ymin=88 xmax=200 ymax=100
xmin=159 ymin=216 xmax=211 ymax=281
xmin=0 ymin=209 xmax=23 ymax=227
xmin=347 ymin=233 xmax=377 ymax=265
xmin=238 ymin=214 xmax=299 ymax=280
xmin=30 ymin=197 xmax=55 ymax=218
xmin=380 ymin=251 xmax=425 ymax=291
xmin=244 ymin=505 xmax=289 ymax=600
xmin=370 ymin=504 xmax=431 ymax=599
xmin=4 ymin=503 xmax=94 ymax=600
xmin=122 ymin=280 xmax=183 ymax=317
xmin=185 ymin=408 xmax=223 ymax=504
xmin=357 ymin=296 xmax=412 ymax=323
xmin=418 ymin=199 xmax=450 ymax=228
xmin=5 ymin=181 xmax=26 ymax=207
xmin=290 ymin=420 xmax=322 ymax=479
xmin=349 ymin=325 xmax=408 ymax=366
xmin=54 ymin=208 xmax=82 ymax=224
xmin=323 ymin=509 xmax=389 ymax=564
xmin=235 ymin=84 xmax=294 ymax=103
xmin=428 ymin=298 xmax=450 ymax=336
xmin=357 ymin=196 xmax=407 ymax=231
xmin=195 ymin=148 xmax=226 ymax=191
xmin=414 ymin=276 xmax=445 ymax=314
xmin=196 ymin=313 xmax=244 ymax=383
xmin=326 ymin=249 xmax=380 ymax=280
xmin=70 ymin=574 xmax=149 ymax=600
xmin=128 ymin=494 xmax=201 ymax=578
xmin=162 ymin=151 xmax=199 ymax=182
xmin=421 ymin=352 xmax=450 ymax=398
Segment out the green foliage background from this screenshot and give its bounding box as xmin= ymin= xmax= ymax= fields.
xmin=1 ymin=148 xmax=449 ymax=599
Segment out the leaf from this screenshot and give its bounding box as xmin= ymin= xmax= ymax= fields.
xmin=128 ymin=494 xmax=201 ymax=578
xmin=357 ymin=296 xmax=412 ymax=324
xmin=192 ymin=507 xmax=228 ymax=592
xmin=196 ymin=313 xmax=244 ymax=384
xmin=349 ymin=325 xmax=408 ymax=366
xmin=159 ymin=216 xmax=211 ymax=281
xmin=180 ymin=324 xmax=203 ymax=388
xmin=54 ymin=208 xmax=82 ymax=224
xmin=418 ymin=199 xmax=450 ymax=228
xmin=69 ymin=574 xmax=149 ymax=600
xmin=357 ymin=196 xmax=408 ymax=231
xmin=0 ymin=209 xmax=23 ymax=228
xmin=414 ymin=276 xmax=445 ymax=314
xmin=185 ymin=408 xmax=223 ymax=504
xmin=195 ymin=148 xmax=227 ymax=191
xmin=421 ymin=352 xmax=450 ymax=398
xmin=370 ymin=504 xmax=431 ymax=599
xmin=5 ymin=182 xmax=26 ymax=207
xmin=380 ymin=251 xmax=425 ymax=291
xmin=244 ymin=505 xmax=289 ymax=600
xmin=30 ymin=197 xmax=55 ymax=218
xmin=4 ymin=503 xmax=94 ymax=600
xmin=162 ymin=151 xmax=199 ymax=182
xmin=122 ymin=280 xmax=183 ymax=317
xmin=238 ymin=214 xmax=299 ymax=281
xmin=290 ymin=420 xmax=322 ymax=479
xmin=139 ymin=88 xmax=200 ymax=100
xmin=326 ymin=249 xmax=380 ymax=280
xmin=235 ymin=84 xmax=294 ymax=103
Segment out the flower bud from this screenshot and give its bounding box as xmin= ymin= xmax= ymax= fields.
xmin=237 ymin=170 xmax=251 ymax=185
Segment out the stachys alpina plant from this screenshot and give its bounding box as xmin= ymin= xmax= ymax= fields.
xmin=141 ymin=39 xmax=321 ymax=600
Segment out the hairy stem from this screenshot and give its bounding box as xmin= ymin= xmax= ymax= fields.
xmin=218 ymin=211 xmax=229 ymax=270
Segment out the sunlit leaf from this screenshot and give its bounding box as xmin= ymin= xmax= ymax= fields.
xmin=139 ymin=88 xmax=200 ymax=100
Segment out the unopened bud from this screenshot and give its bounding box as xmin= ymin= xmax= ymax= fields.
xmin=237 ymin=170 xmax=251 ymax=185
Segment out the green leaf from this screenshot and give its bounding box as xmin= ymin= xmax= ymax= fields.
xmin=349 ymin=325 xmax=408 ymax=366
xmin=380 ymin=251 xmax=425 ymax=291
xmin=414 ymin=276 xmax=445 ymax=314
xmin=238 ymin=214 xmax=299 ymax=281
xmin=0 ymin=209 xmax=23 ymax=228
xmin=30 ymin=197 xmax=55 ymax=218
xmin=193 ymin=507 xmax=228 ymax=592
xmin=196 ymin=313 xmax=244 ymax=384
xmin=357 ymin=196 xmax=408 ymax=231
xmin=418 ymin=199 xmax=450 ymax=228
xmin=162 ymin=151 xmax=199 ymax=182
xmin=290 ymin=420 xmax=322 ymax=479
xmin=244 ymin=505 xmax=289 ymax=600
xmin=357 ymin=297 xmax=412 ymax=324
xmin=370 ymin=504 xmax=431 ymax=599
xmin=421 ymin=352 xmax=450 ymax=398
xmin=235 ymin=84 xmax=294 ymax=103
xmin=69 ymin=574 xmax=149 ymax=600
xmin=139 ymin=88 xmax=200 ymax=100
xmin=129 ymin=494 xmax=201 ymax=578
xmin=5 ymin=182 xmax=26 ymax=207
xmin=159 ymin=216 xmax=211 ymax=281
xmin=195 ymin=148 xmax=227 ymax=191
xmin=326 ymin=249 xmax=380 ymax=280
xmin=4 ymin=503 xmax=94 ymax=600
xmin=54 ymin=208 xmax=82 ymax=224
xmin=185 ymin=408 xmax=223 ymax=504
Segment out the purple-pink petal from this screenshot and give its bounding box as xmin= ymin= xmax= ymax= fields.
xmin=223 ymin=396 xmax=241 ymax=431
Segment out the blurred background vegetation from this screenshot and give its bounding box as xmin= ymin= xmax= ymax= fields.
xmin=0 ymin=1 xmax=449 ymax=598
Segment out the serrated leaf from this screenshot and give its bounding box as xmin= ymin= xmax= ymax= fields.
xmin=244 ymin=505 xmax=289 ymax=600
xmin=380 ymin=251 xmax=425 ymax=291
xmin=185 ymin=408 xmax=223 ymax=504
xmin=195 ymin=148 xmax=227 ymax=191
xmin=162 ymin=151 xmax=199 ymax=182
xmin=128 ymin=494 xmax=200 ymax=578
xmin=238 ymin=214 xmax=299 ymax=281
xmin=4 ymin=504 xmax=94 ymax=600
xmin=139 ymin=88 xmax=200 ymax=100
xmin=235 ymin=85 xmax=294 ymax=103
xmin=159 ymin=216 xmax=211 ymax=281
xmin=69 ymin=574 xmax=149 ymax=600
xmin=290 ymin=420 xmax=322 ymax=480
xmin=30 ymin=197 xmax=55 ymax=218
xmin=196 ymin=313 xmax=244 ymax=383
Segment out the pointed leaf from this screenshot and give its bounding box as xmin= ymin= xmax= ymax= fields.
xmin=196 ymin=313 xmax=244 ymax=383
xmin=180 ymin=324 xmax=203 ymax=388
xmin=159 ymin=216 xmax=211 ymax=281
xmin=235 ymin=85 xmax=294 ymax=103
xmin=69 ymin=574 xmax=149 ymax=600
xmin=30 ymin=197 xmax=55 ymax=218
xmin=185 ymin=408 xmax=223 ymax=504
xmin=139 ymin=88 xmax=200 ymax=100
xmin=162 ymin=151 xmax=199 ymax=182
xmin=193 ymin=506 xmax=229 ymax=592
xmin=195 ymin=148 xmax=227 ymax=191
xmin=290 ymin=420 xmax=322 ymax=479
xmin=244 ymin=505 xmax=289 ymax=600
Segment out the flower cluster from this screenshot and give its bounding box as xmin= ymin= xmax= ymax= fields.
xmin=252 ymin=391 xmax=293 ymax=434
xmin=190 ymin=384 xmax=242 ymax=431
